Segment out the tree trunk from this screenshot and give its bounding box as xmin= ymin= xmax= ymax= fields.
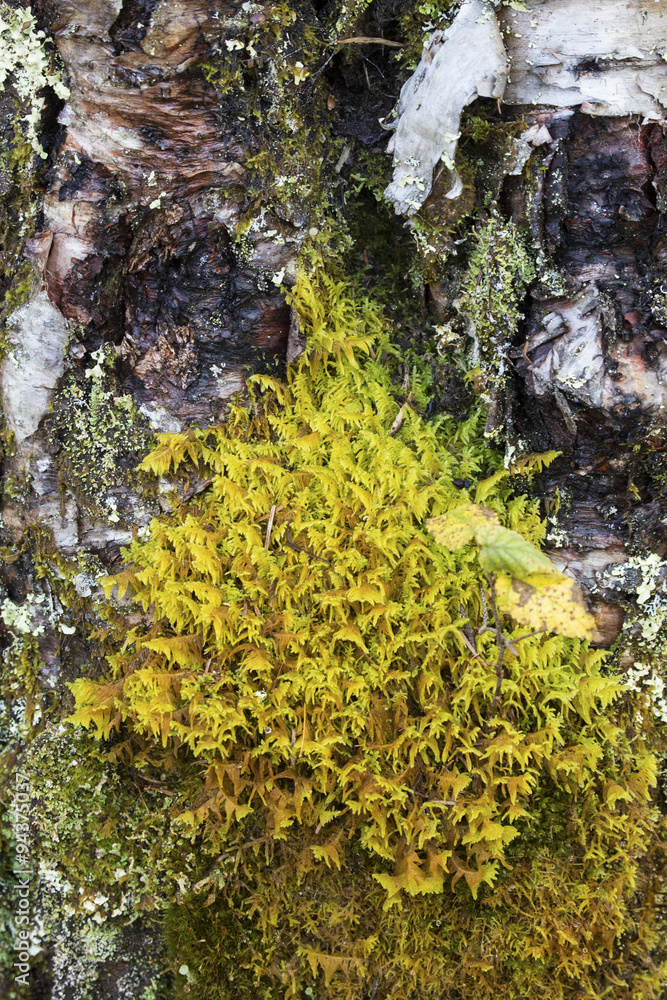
xmin=1 ymin=0 xmax=666 ymax=997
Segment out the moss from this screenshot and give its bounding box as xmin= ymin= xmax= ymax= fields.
xmin=0 ymin=125 xmax=38 ymax=346
xmin=1 ymin=721 xmax=182 ymax=999
xmin=0 ymin=622 xmax=46 ymax=998
xmin=58 ymin=265 xmax=667 ymax=1000
xmin=408 ymin=155 xmax=476 ymax=282
xmin=398 ymin=0 xmax=457 ymax=69
xmin=198 ymin=0 xmax=342 ymax=239
xmin=26 ymin=726 xmax=203 ymax=915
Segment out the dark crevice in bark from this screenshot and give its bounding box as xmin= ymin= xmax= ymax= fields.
xmin=109 ymin=0 xmax=159 ymax=54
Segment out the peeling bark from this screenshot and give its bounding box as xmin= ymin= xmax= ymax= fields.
xmin=42 ymin=0 xmax=294 ymax=428
xmin=386 ymin=0 xmax=667 ymax=212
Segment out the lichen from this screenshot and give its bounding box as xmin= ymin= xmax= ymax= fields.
xmin=460 ymin=212 xmax=534 ymax=435
xmin=48 ymin=346 xmax=154 ymax=523
xmin=0 ymin=5 xmax=69 ymax=157
xmin=0 ymin=4 xmax=68 ymax=345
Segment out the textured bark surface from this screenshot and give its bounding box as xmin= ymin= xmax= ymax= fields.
xmin=509 ymin=110 xmax=667 ymax=641
xmin=2 ymin=0 xmax=667 ymax=995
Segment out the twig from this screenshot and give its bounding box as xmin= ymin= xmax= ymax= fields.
xmin=337 ymin=36 xmax=403 ymax=47
xmin=459 ymin=603 xmax=477 ymax=649
xmin=457 ymin=629 xmax=480 ymax=658
xmin=486 ymin=575 xmax=506 ymax=707
xmin=256 ymin=505 xmax=284 ymax=523
xmin=361 ymin=53 xmax=385 ymax=79
xmin=264 ymin=505 xmax=276 ymax=550
xmin=389 ymin=392 xmax=414 ymax=436
xmin=300 ymin=704 xmax=307 ymax=755
xmin=512 ymin=630 xmax=544 ymax=643
xmin=477 ymin=584 xmax=489 ymax=634
xmin=492 ymin=647 xmax=505 ymax=706
xmin=285 ymin=523 xmax=331 ymax=565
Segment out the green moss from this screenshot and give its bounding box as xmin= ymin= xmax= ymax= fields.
xmin=26 ymin=726 xmax=203 ymax=917
xmin=398 ymin=0 xmax=457 ymax=69
xmin=0 ymin=127 xmax=38 ymax=348
xmin=409 ymin=156 xmax=476 ymax=281
xmin=0 ymin=4 xmax=69 ymax=347
xmin=198 ymin=1 xmax=340 ymax=237
xmin=60 ymin=265 xmax=667 ymax=999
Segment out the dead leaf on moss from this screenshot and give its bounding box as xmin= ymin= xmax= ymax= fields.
xmin=495 ymin=572 xmax=595 ymax=641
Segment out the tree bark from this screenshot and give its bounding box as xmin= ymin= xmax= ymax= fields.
xmin=1 ymin=0 xmax=667 ymax=996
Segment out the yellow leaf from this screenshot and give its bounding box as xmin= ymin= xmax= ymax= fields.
xmin=426 ymin=504 xmax=500 ymax=550
xmin=495 ymin=572 xmax=595 ymax=640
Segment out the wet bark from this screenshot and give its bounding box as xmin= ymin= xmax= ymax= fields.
xmin=2 ymin=0 xmax=667 ymax=995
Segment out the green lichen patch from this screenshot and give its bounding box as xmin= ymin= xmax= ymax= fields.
xmin=398 ymin=0 xmax=457 ymax=68
xmin=0 ymin=120 xmax=38 ymax=340
xmin=460 ymin=212 xmax=534 ymax=433
xmin=0 ymin=4 xmax=69 ymax=339
xmin=0 ymin=5 xmax=69 ymax=158
xmin=26 ymin=726 xmax=203 ymax=919
xmin=48 ymin=347 xmax=154 ymax=523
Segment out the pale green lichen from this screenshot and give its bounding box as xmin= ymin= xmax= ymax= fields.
xmin=0 ymin=4 xmax=69 ymax=158
xmin=601 ymin=552 xmax=667 ymax=728
xmin=460 ymin=212 xmax=534 ymax=435
xmin=48 ymin=346 xmax=153 ymax=523
xmin=603 ymin=552 xmax=667 ymax=607
xmin=19 ymin=724 xmax=203 ymax=997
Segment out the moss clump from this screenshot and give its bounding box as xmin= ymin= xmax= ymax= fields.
xmin=48 ymin=347 xmax=153 ymax=522
xmin=463 ymin=213 xmax=534 ymax=366
xmin=0 ymin=124 xmax=38 ymax=340
xmin=399 ymin=0 xmax=457 ymax=68
xmin=0 ymin=620 xmax=46 ymax=998
xmin=409 ymin=157 xmax=476 ymax=281
xmin=26 ymin=726 xmax=202 ymax=916
xmin=199 ymin=1 xmax=343 ymax=236
xmin=62 ymin=266 xmax=667 ymax=999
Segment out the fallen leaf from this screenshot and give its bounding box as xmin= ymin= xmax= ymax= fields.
xmin=495 ymin=572 xmax=595 ymax=640
xmin=476 ymin=524 xmax=556 ymax=578
xmin=426 ymin=504 xmax=500 ymax=550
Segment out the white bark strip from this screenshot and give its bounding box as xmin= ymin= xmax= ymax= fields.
xmin=384 ymin=0 xmax=508 ymax=216
xmin=502 ymin=0 xmax=667 ymax=117
xmin=1 ymin=291 xmax=69 ymax=447
xmin=386 ymin=0 xmax=667 ymax=214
